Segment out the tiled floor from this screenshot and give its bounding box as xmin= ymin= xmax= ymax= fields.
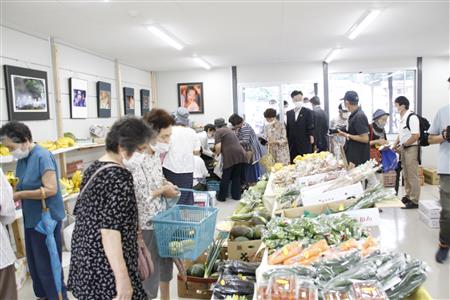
xmin=18 ymin=185 xmax=450 ymax=300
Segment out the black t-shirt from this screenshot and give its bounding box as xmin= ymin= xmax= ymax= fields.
xmin=345 ymin=107 xmax=370 ymax=166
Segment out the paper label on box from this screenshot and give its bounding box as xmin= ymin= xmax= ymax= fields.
xmin=336 ymin=208 xmax=381 ymax=227
xmin=302 ymin=183 xmax=364 ymax=206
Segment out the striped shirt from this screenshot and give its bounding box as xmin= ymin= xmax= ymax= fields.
xmin=236 ymin=123 xmax=263 ymax=163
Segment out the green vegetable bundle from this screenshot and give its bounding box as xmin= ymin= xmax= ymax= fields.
xmin=346 ymin=183 xmax=398 ymax=211
xmin=262 ymin=214 xmax=368 ymax=251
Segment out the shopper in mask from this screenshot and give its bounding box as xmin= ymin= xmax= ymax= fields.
xmin=330 ymin=103 xmax=349 ymax=161
xmin=263 ymin=108 xmax=290 ymax=165
xmin=127 ymin=109 xmax=179 ymax=299
xmin=68 ymin=118 xmax=154 ymax=300
xmin=337 ymin=91 xmax=370 ymax=167
xmin=0 ymin=121 xmax=67 ymax=300
xmin=163 ymin=107 xmax=201 ymax=205
xmin=197 ymin=124 xmax=216 ymax=174
xmin=286 ymin=90 xmax=314 ymax=162
xmin=369 ymin=109 xmax=390 ymax=162
xmin=393 ymin=96 xmax=421 ymax=209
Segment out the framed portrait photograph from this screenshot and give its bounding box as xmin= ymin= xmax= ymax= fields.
xmin=177 ymin=82 xmax=204 ymax=114
xmin=97 ymin=81 xmax=111 ymax=118
xmin=69 ymin=78 xmax=88 ymax=119
xmin=3 ymin=65 xmax=50 ymax=121
xmin=123 ymin=87 xmax=135 ymax=116
xmin=140 ymin=89 xmax=150 ymax=115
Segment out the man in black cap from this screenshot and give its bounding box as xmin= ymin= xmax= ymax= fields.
xmin=286 ymin=90 xmax=314 ymax=162
xmin=337 ymin=91 xmax=370 ymax=167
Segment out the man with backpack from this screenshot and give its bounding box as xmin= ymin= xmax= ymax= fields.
xmin=394 ymin=96 xmax=423 ymax=209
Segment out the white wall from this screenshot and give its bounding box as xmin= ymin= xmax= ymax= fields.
xmin=1 ymin=26 xmax=152 ymax=169
xmin=156 ymin=67 xmax=233 ymax=125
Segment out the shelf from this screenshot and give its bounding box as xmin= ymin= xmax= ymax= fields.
xmin=0 ymin=143 xmax=105 ymax=164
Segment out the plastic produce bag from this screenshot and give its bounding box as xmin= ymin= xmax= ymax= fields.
xmin=212 ymin=274 xmax=255 ymax=299
xmin=385 ymin=260 xmax=428 ymax=300
xmin=381 ymin=148 xmax=398 ymax=172
xmin=218 ymin=260 xmax=260 ymax=276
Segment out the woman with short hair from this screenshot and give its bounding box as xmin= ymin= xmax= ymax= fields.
xmin=68 ymin=117 xmax=156 ymax=300
xmin=263 ymin=108 xmax=290 ymax=165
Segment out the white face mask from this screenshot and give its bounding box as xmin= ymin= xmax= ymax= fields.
xmin=265 ymin=120 xmax=275 ymax=126
xmin=294 ymin=101 xmax=303 ymax=109
xmin=123 ymin=151 xmax=146 ymax=168
xmin=151 ymin=142 xmax=170 ymax=154
xmin=12 ymin=147 xmax=30 ymax=160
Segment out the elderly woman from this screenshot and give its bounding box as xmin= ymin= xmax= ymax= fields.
xmin=162 ymin=107 xmax=201 ymax=205
xmin=263 ymin=108 xmax=290 ymax=165
xmin=68 ymin=118 xmax=155 ymax=300
xmin=126 ymin=109 xmax=179 ymax=300
xmin=228 ymin=113 xmax=263 ymax=185
xmin=0 ymin=121 xmax=67 ymax=300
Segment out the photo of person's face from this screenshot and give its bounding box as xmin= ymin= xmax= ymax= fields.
xmin=186 ymin=89 xmax=197 ymax=103
xmin=100 ymin=90 xmax=111 ymax=109
xmin=73 ymin=89 xmax=86 ymax=107
xmin=127 ymin=95 xmax=134 ymax=109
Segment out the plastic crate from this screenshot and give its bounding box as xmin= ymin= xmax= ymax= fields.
xmin=151 ymin=205 xmax=218 ymax=260
xmin=383 ymin=171 xmax=397 ymax=187
xmin=206 ymin=180 xmax=220 ymax=192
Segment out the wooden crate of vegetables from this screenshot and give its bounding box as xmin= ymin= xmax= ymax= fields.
xmin=177 ymin=232 xmax=228 ymax=299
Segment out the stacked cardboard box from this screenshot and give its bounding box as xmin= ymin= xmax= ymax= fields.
xmin=423 ymin=167 xmax=440 ymax=185
xmin=419 ymin=200 xmax=441 ymax=229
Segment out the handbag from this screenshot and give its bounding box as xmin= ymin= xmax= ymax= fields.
xmin=259 ymin=145 xmax=275 ymax=172
xmin=369 ymin=126 xmax=382 ymax=164
xmin=78 ymin=163 xmax=154 ymax=281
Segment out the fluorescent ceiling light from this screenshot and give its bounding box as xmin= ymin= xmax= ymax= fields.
xmin=324 ymin=48 xmax=341 ymax=63
xmin=347 ymin=10 xmax=381 ymax=40
xmin=146 ymin=25 xmax=184 ymax=51
xmin=193 ymin=57 xmax=211 ymax=70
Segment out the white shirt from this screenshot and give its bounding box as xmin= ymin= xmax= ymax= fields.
xmin=163 ymin=126 xmax=201 ymax=174
xmin=197 ymin=131 xmax=214 ymax=158
xmin=429 ymin=104 xmax=450 ymax=174
xmin=193 ymin=156 xmax=209 ymax=186
xmin=0 ymin=169 xmax=16 ymax=269
xmin=399 ymin=111 xmax=420 ymax=145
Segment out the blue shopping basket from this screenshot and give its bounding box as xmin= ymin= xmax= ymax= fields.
xmin=151 ymin=192 xmax=218 ymax=260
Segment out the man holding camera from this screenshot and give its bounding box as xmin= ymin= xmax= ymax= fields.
xmin=428 ymin=77 xmax=450 ymax=263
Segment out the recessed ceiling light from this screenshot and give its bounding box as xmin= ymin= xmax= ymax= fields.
xmin=324 ymin=48 xmax=341 ymax=63
xmin=347 ymin=10 xmax=381 ymax=40
xmin=193 ymin=57 xmax=211 ymax=70
xmin=146 ymin=25 xmax=184 ymax=51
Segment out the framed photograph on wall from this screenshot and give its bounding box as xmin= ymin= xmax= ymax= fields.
xmin=140 ymin=89 xmax=150 ymax=115
xmin=97 ymin=81 xmax=111 ymax=118
xmin=123 ymin=87 xmax=135 ymax=116
xmin=69 ymin=78 xmax=88 ymax=119
xmin=177 ymin=82 xmax=204 ymax=114
xmin=3 ymin=65 xmax=50 ymax=121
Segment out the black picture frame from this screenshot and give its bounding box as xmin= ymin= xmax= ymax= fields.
xmin=177 ymin=82 xmax=204 ymax=114
xmin=140 ymin=89 xmax=150 ymax=115
xmin=123 ymin=87 xmax=135 ymax=116
xmin=3 ymin=65 xmax=50 ymax=121
xmin=97 ymin=81 xmax=111 ymax=118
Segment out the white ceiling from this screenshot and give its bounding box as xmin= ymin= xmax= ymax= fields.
xmin=1 ymin=0 xmax=449 ymax=71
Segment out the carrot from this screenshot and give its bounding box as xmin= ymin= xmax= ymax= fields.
xmin=283 ymin=240 xmax=329 ymax=265
xmin=268 ymin=241 xmax=303 ymax=265
xmin=339 ymin=238 xmax=358 ymax=251
xmin=362 ymin=236 xmax=377 ymax=249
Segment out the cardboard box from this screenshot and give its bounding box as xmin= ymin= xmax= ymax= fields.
xmin=228 ymin=239 xmax=262 ymax=262
xmin=423 ymin=167 xmax=440 ymax=185
xmin=383 ymin=171 xmax=397 ymax=188
xmin=419 ymin=210 xmax=440 ymax=229
xmin=419 ymin=200 xmax=441 ymax=219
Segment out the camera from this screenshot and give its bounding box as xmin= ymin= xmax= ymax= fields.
xmin=329 ymin=126 xmax=347 ymax=135
xmin=445 ymin=126 xmax=450 ymax=142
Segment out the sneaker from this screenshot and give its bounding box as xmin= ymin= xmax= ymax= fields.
xmin=401 ymin=196 xmax=411 ymax=204
xmin=401 ymin=201 xmax=419 ymax=209
xmin=436 ymin=245 xmax=449 ymax=263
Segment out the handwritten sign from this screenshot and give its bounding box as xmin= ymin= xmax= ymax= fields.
xmin=336 ymin=208 xmax=381 ymax=227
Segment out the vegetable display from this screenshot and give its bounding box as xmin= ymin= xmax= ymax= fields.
xmin=263 ymin=214 xmax=368 ymax=252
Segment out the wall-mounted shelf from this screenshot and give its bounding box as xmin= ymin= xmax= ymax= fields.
xmin=0 ymin=143 xmax=105 ymax=164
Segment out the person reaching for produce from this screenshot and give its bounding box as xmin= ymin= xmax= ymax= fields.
xmin=68 ymin=118 xmax=155 ymax=300
xmin=0 ymin=121 xmax=67 ymax=300
xmin=163 ymin=107 xmax=201 ymax=205
xmin=369 ymin=109 xmax=390 ymax=163
xmin=213 ymin=118 xmax=248 ymax=202
xmin=127 ymin=109 xmax=179 ymax=299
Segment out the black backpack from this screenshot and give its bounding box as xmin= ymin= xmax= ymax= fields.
xmin=406 ymin=113 xmax=430 ymax=147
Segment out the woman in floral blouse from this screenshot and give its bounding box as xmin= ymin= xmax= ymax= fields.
xmin=263 ymin=108 xmax=290 ymax=165
xmin=126 ymin=109 xmax=179 ymax=300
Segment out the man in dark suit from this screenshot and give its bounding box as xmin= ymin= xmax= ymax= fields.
xmin=310 ymin=96 xmax=329 ymax=152
xmin=286 ymin=90 xmax=314 ymax=162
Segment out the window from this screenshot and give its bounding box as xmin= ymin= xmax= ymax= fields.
xmin=329 ymin=70 xmax=416 ymax=134
xmin=239 ymin=82 xmax=316 ymax=133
